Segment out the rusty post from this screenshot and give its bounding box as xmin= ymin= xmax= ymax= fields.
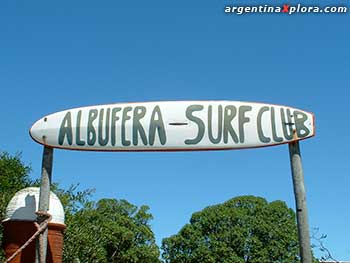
xmin=289 ymin=141 xmax=312 ymax=263
xmin=35 ymin=146 xmax=54 ymax=263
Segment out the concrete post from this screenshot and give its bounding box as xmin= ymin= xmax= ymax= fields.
xmin=289 ymin=141 xmax=312 ymax=263
xmin=36 ymin=146 xmax=54 ymax=263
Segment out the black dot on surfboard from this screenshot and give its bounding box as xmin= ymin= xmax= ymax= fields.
xmin=44 ymin=117 xmax=47 ymax=122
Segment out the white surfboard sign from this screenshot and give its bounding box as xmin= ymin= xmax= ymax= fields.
xmin=29 ymin=101 xmax=315 ymax=151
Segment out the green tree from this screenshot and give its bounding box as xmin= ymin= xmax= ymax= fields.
xmin=62 ymin=198 xmax=161 ymax=263
xmin=0 ymin=152 xmax=33 ymax=219
xmin=162 ymin=195 xmax=314 ymax=263
xmin=0 ymin=152 xmax=33 ymax=261
xmin=0 ymin=152 xmax=160 ymax=263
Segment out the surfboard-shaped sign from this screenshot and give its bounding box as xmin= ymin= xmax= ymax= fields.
xmin=29 ymin=101 xmax=315 ymax=151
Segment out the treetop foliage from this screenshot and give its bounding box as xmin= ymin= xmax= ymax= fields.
xmin=0 ymin=152 xmax=32 ymax=219
xmin=162 ymin=196 xmax=301 ymax=263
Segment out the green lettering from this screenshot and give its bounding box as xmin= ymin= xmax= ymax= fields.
xmin=281 ymin=108 xmax=293 ymax=140
xmin=271 ymin=107 xmax=283 ymax=142
xmin=149 ymin=106 xmax=166 ymax=146
xmin=87 ymin=109 xmax=98 ymax=146
xmin=238 ymin=105 xmax=252 ymax=143
xmin=98 ymin=108 xmax=110 ymax=146
xmin=122 ymin=107 xmax=132 ymax=146
xmin=76 ymin=110 xmax=85 ymax=146
xmin=133 ymin=106 xmax=148 ymax=146
xmin=111 ymin=107 xmax=121 ymax=146
xmin=257 ymin=106 xmax=270 ymax=143
xmin=185 ymin=105 xmax=205 ymax=145
xmin=208 ymin=105 xmax=222 ymax=144
xmin=58 ymin=111 xmax=73 ymax=145
xmin=223 ymin=106 xmax=238 ymax=144
xmin=294 ymin=110 xmax=310 ymax=138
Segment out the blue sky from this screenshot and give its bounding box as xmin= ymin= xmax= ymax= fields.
xmin=1 ymin=0 xmax=349 ymax=260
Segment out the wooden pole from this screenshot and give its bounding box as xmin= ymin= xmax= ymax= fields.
xmin=289 ymin=141 xmax=312 ymax=263
xmin=36 ymin=146 xmax=54 ymax=263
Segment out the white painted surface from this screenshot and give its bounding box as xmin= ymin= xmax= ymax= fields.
xmin=30 ymin=101 xmax=315 ymax=151
xmin=4 ymin=187 xmax=65 ymax=224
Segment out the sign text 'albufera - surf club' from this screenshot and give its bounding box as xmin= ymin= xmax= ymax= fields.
xmin=28 ymin=100 xmax=315 ymax=263
xmin=30 ymin=101 xmax=314 ymax=151
xmin=29 ymin=103 xmax=315 ymax=263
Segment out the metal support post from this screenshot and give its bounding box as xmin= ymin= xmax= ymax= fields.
xmin=36 ymin=146 xmax=54 ymax=263
xmin=289 ymin=141 xmax=312 ymax=263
